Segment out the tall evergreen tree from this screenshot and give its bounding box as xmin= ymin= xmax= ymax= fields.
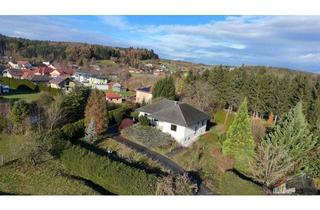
xmin=251 ymin=102 xmax=318 ymax=187
xmin=222 ymin=98 xmax=255 ymax=172
xmin=84 ymin=89 xmax=108 ymax=135
xmin=152 ymin=76 xmax=176 ymax=100
xmin=85 ymin=118 xmax=97 ymax=143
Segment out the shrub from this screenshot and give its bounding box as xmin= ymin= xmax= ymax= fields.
xmin=0 ymin=115 xmax=9 ymax=133
xmin=138 ymin=115 xmax=149 ymax=126
xmin=156 ymin=173 xmax=197 ymax=195
xmin=121 ymin=124 xmax=174 ymax=148
xmin=61 ymin=119 xmax=85 ymax=140
xmin=216 ymin=155 xmax=235 ymax=173
xmin=60 ymin=145 xmax=158 ymax=195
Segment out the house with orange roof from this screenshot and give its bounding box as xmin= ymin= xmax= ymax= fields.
xmin=106 ymin=92 xmax=122 ymax=104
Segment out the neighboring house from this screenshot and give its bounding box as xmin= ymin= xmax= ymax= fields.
xmin=33 ymin=67 xmax=53 ymax=76
xmin=145 ymin=63 xmax=153 ymax=68
xmin=160 ymin=64 xmax=167 ymax=71
xmin=48 ymin=76 xmax=76 ymax=92
xmin=26 ymin=75 xmax=51 ymax=85
xmin=0 ymin=84 xmax=10 ymax=94
xmin=73 ymin=70 xmax=92 ymax=83
xmin=42 ymin=61 xmax=57 ymax=70
xmin=106 ymin=92 xmax=122 ymax=104
xmin=136 ymin=86 xmax=152 ymax=104
xmin=21 ymin=70 xmax=34 ymax=79
xmin=8 ymin=61 xmax=20 ymax=69
xmin=108 ymin=82 xmax=122 ymax=92
xmin=50 ymin=68 xmax=74 ymax=77
xmin=136 ymin=99 xmax=209 ymax=146
xmin=273 ymin=174 xmax=318 ymax=195
xmin=17 ymin=61 xmax=32 ymax=69
xmin=89 ymin=75 xmax=108 ymax=90
xmin=2 ymin=69 xmax=23 ymax=79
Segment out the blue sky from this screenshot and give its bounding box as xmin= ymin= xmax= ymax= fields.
xmin=0 ymin=15 xmax=319 ymax=72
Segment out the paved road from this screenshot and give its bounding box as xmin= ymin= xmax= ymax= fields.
xmin=113 ymin=135 xmax=215 ymax=195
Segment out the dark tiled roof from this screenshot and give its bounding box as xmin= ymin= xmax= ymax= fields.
xmin=27 ymin=75 xmax=51 ymax=83
xmin=6 ymin=69 xmax=23 ymax=76
xmin=49 ymin=76 xmax=69 ymax=85
xmin=136 ymin=86 xmax=151 ymax=93
xmin=137 ymin=99 xmax=209 ymax=127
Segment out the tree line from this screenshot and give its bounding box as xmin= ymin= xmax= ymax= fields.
xmin=0 ymin=34 xmax=159 ymax=67
xmin=176 ymin=65 xmax=320 ymax=135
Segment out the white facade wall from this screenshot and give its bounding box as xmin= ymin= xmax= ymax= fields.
xmin=138 ymin=112 xmax=207 ymax=147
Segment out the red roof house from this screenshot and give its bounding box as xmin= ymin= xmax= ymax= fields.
xmin=106 ymin=92 xmax=122 ymax=104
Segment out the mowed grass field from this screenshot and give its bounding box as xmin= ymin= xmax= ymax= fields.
xmin=0 ymin=134 xmax=98 ymax=195
xmin=1 ymin=90 xmax=42 ymax=103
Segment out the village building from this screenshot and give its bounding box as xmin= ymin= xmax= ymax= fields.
xmin=2 ymin=69 xmax=23 ymax=79
xmin=108 ymin=82 xmax=122 ymax=92
xmin=136 ymin=99 xmax=209 ymax=146
xmin=73 ymin=70 xmax=92 ymax=83
xmin=135 ymin=86 xmax=152 ymax=104
xmin=50 ymin=68 xmax=74 ymax=78
xmin=17 ymin=61 xmax=32 ymax=69
xmin=106 ymin=92 xmax=122 ymax=104
xmin=48 ymin=76 xmax=76 ymax=92
xmin=89 ymin=75 xmax=108 ymax=90
xmin=25 ymin=75 xmax=51 ymax=85
xmin=8 ymin=61 xmax=20 ymax=69
xmin=0 ymin=84 xmax=10 ymax=94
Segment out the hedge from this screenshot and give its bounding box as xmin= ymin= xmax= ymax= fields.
xmin=60 ymin=145 xmax=158 ymax=195
xmin=61 ymin=119 xmax=85 ymax=140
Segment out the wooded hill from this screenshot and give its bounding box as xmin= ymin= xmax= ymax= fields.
xmin=0 ymin=34 xmax=159 ymax=66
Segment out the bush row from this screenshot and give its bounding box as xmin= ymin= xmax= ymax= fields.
xmin=61 ymin=119 xmax=85 ymax=140
xmin=59 ymin=144 xmax=158 ymax=195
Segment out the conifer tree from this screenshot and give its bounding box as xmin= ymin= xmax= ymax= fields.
xmin=84 ymin=89 xmax=108 ymax=135
xmin=251 ymin=102 xmax=318 ymax=187
xmin=152 ymin=76 xmax=176 ymax=100
xmin=85 ymin=118 xmax=97 ymax=143
xmin=222 ymin=98 xmax=255 ymax=172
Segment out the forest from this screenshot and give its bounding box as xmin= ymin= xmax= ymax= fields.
xmin=0 ymin=34 xmax=159 ymax=66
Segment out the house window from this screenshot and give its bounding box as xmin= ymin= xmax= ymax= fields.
xmin=171 ymin=124 xmax=177 ymax=131
xmin=202 ymin=120 xmax=205 ymax=126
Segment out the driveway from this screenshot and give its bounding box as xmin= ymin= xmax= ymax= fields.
xmin=113 ymin=135 xmax=215 ymax=195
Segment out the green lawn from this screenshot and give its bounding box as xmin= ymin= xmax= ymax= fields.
xmin=0 ymin=160 xmax=98 ymax=195
xmin=2 ymin=92 xmax=41 ymax=103
xmin=97 ymin=59 xmax=120 ymax=68
xmin=0 ymin=134 xmax=25 ymax=163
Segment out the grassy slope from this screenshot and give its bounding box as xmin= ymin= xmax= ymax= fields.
xmin=2 ymin=91 xmax=41 ymax=103
xmin=171 ymin=111 xmax=264 ymax=195
xmin=0 ymin=160 xmax=97 ymax=195
xmin=0 ymin=134 xmax=98 ymax=195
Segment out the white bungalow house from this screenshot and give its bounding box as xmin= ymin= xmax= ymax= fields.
xmin=136 ymin=99 xmax=209 ymax=147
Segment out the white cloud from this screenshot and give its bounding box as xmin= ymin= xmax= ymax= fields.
xmin=1 ymin=15 xmax=320 ymax=72
xmin=299 ymin=53 xmax=320 ymax=62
